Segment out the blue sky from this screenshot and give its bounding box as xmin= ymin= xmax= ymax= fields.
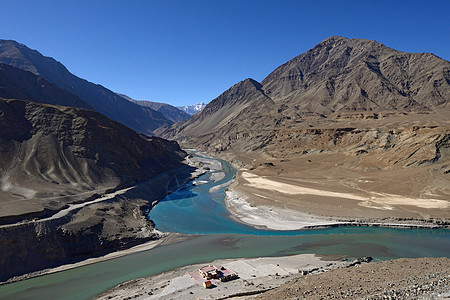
xmin=1 ymin=0 xmax=449 ymax=106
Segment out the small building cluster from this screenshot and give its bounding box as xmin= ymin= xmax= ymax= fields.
xmin=190 ymin=265 xmax=238 ymax=288
xmin=199 ymin=265 xmax=219 ymax=280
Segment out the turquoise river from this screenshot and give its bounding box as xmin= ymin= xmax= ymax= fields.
xmin=0 ymin=155 xmax=449 ymax=300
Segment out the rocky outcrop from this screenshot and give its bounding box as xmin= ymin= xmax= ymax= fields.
xmin=0 ymin=197 xmax=155 ymax=282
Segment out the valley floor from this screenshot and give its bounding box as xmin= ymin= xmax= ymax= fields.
xmin=225 ymin=152 xmax=449 ymax=229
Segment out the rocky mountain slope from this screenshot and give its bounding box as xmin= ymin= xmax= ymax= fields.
xmin=0 ymin=54 xmax=196 ymax=281
xmin=118 ymin=93 xmax=191 ymax=123
xmin=0 ymin=40 xmax=170 ymax=135
xmin=0 ymin=95 xmax=192 ymax=281
xmin=0 ymin=63 xmax=92 ymax=110
xmin=0 ymin=97 xmax=186 ymax=220
xmin=164 ymin=37 xmax=450 ymax=165
xmin=262 ymin=36 xmax=448 ymax=112
xmin=163 ymin=36 xmax=450 ymax=221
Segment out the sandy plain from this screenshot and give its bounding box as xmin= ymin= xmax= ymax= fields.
xmin=227 ymin=151 xmax=450 ymax=227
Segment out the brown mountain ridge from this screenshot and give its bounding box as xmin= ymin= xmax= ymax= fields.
xmin=163 ymin=36 xmax=450 ymax=222
xmin=164 ymin=36 xmax=450 ymax=158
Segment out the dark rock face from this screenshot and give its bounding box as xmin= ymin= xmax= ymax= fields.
xmin=0 ymin=198 xmax=154 ymax=282
xmin=0 ymin=40 xmax=171 ymax=135
xmin=0 ymin=63 xmax=93 ymax=110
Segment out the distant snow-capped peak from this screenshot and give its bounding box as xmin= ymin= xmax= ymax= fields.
xmin=177 ymin=102 xmax=206 ymax=115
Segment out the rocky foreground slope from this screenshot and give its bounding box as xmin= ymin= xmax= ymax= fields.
xmin=257 ymin=257 xmax=450 ymax=300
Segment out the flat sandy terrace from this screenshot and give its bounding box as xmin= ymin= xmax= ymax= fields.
xmin=96 ymin=254 xmax=351 ymax=300
xmin=240 ymin=171 xmax=449 ymax=210
xmin=227 ymin=171 xmax=449 ymax=230
xmin=224 ymin=151 xmax=450 ymax=229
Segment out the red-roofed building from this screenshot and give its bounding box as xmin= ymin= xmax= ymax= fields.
xmin=199 ymin=265 xmax=219 ymax=279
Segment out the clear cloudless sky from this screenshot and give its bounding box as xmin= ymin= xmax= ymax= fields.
xmin=1 ymin=0 xmax=449 ymax=106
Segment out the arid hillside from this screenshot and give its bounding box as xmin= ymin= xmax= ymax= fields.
xmin=164 ymin=36 xmax=449 ymax=156
xmin=0 ymin=96 xmax=193 ymax=281
xmin=164 ymin=36 xmax=450 ymax=221
xmin=0 ymin=98 xmax=186 ymax=220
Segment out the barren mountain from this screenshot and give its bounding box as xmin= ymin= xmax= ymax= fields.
xmin=164 ymin=36 xmax=450 ymax=221
xmin=0 ymin=98 xmax=186 ymax=220
xmin=0 ymin=63 xmax=92 ymax=109
xmin=262 ymin=36 xmax=449 ymax=112
xmin=164 ymin=36 xmax=450 ymax=161
xmin=0 ymin=40 xmax=170 ymax=134
xmin=0 ymin=62 xmax=193 ymax=280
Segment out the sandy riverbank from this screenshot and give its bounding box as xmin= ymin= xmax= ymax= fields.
xmin=240 ymin=171 xmax=449 ymax=210
xmin=95 ymin=253 xmax=356 ymax=300
xmin=225 ymin=190 xmax=344 ymax=230
xmin=225 ymin=189 xmax=448 ymax=230
xmin=223 ymin=152 xmax=449 ymax=228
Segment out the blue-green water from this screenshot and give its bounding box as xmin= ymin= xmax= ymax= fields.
xmin=148 ymin=158 xmax=276 ymax=235
xmin=0 ymin=155 xmax=449 ymax=300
